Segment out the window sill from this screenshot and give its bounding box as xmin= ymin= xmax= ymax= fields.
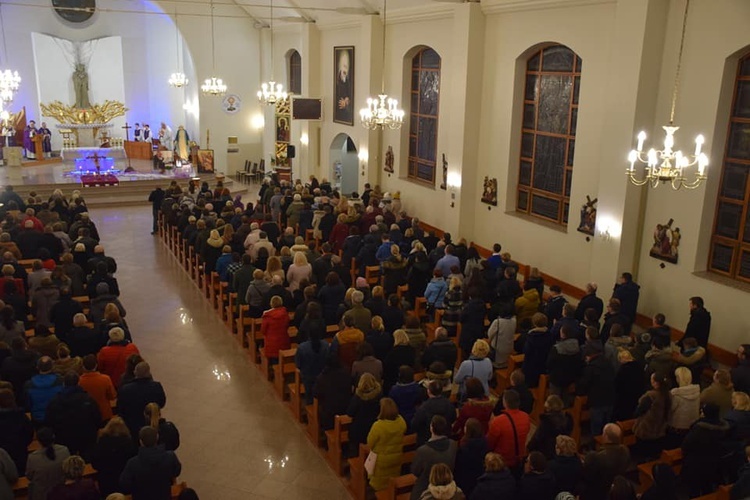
xmin=692 ymin=270 xmax=750 ymax=294
xmin=504 ymin=211 xmax=569 ymax=234
xmin=403 ymin=177 xmax=437 ymax=191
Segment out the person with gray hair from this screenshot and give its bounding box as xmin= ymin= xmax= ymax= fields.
xmin=575 ymin=281 xmax=604 ymax=322
xmin=117 ymin=362 xmax=167 ymax=439
xmin=0 ymin=232 xmax=21 ymax=259
xmin=342 ymin=289 xmax=372 ymax=333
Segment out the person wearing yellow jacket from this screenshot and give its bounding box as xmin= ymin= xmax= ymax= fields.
xmin=366 ymin=398 xmax=407 ymax=491
xmin=515 ymin=287 xmax=541 ymax=326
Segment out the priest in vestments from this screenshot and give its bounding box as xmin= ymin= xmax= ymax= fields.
xmin=159 ymin=122 xmax=173 ymax=151
xmin=175 ymin=126 xmax=190 ymax=161
xmin=39 ymin=122 xmax=52 ymax=158
xmin=23 ymin=121 xmax=37 ymax=160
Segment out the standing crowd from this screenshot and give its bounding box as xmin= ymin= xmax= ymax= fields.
xmin=159 ymin=174 xmax=750 ymax=500
xmin=0 ymin=186 xmax=196 ymax=500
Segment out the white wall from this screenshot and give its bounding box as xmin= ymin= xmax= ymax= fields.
xmin=31 ymin=34 xmax=127 ymax=150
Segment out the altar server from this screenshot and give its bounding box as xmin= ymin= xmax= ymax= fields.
xmin=39 ymin=122 xmax=52 ymax=158
xmin=134 ymin=123 xmax=142 ymax=141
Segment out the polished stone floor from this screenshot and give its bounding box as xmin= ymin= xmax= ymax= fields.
xmin=89 ymin=204 xmax=352 ymax=499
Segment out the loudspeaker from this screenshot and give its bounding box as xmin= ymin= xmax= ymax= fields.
xmin=287 ymin=145 xmax=296 ymax=158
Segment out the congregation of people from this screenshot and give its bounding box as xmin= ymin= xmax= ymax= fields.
xmin=159 ymin=174 xmax=750 ymax=500
xmin=0 ymin=185 xmax=197 ymax=500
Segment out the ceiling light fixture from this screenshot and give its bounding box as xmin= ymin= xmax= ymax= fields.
xmin=359 ymin=0 xmax=404 ymax=130
xmin=168 ymin=8 xmax=188 ymax=88
xmin=0 ymin=4 xmax=20 ymax=103
xmin=201 ymin=0 xmax=227 ymax=96
xmin=627 ymin=0 xmax=707 ymax=190
xmin=257 ymin=0 xmax=287 ymax=105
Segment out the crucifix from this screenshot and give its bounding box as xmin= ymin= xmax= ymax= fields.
xmin=121 ymin=122 xmax=132 ymax=142
xmin=86 ymin=152 xmax=107 ymax=175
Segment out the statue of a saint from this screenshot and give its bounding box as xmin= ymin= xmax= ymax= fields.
xmin=73 ymin=63 xmax=91 ymax=109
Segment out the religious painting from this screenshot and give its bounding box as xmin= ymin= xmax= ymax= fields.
xmin=52 ymin=0 xmax=95 ymax=23
xmin=577 ymin=196 xmax=598 ymax=236
xmin=439 ymin=154 xmax=448 ymax=190
xmin=276 ymin=116 xmax=290 ymax=143
xmin=196 ymin=149 xmax=214 ymax=173
xmin=384 ymin=145 xmax=394 ymax=173
xmin=333 ymin=46 xmax=355 ymax=126
xmin=481 ymin=176 xmax=498 ymax=206
xmin=222 ymin=94 xmax=241 ymax=114
xmin=650 ymin=218 xmax=680 ymax=264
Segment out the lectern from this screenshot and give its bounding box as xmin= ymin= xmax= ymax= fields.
xmin=32 ymin=135 xmax=44 ymax=160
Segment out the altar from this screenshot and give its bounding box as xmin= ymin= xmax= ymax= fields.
xmin=61 ymin=147 xmax=127 ymax=161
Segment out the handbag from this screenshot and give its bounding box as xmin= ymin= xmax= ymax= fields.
xmin=364 ymin=450 xmax=378 ymax=476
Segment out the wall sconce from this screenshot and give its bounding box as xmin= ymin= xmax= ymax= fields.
xmin=596 ymin=215 xmax=622 ymax=242
xmin=446 ymin=172 xmax=461 ymax=207
xmin=358 ymin=149 xmax=368 ymax=176
xmin=300 ymin=133 xmax=309 ymax=145
xmin=250 ymin=114 xmax=265 ymax=130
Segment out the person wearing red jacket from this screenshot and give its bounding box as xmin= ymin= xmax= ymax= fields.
xmin=486 ymin=389 xmax=531 ymax=471
xmin=97 ymin=327 xmax=139 ymax=389
xmin=328 ymin=213 xmax=350 ymax=253
xmin=260 ymin=295 xmax=290 ymax=361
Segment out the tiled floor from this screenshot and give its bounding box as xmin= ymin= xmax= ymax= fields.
xmin=89 ymin=204 xmax=352 ymax=500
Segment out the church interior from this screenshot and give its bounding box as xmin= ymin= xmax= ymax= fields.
xmin=0 ymin=0 xmax=749 ymax=498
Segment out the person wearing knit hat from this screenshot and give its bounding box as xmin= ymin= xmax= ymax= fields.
xmin=202 ymin=229 xmax=224 ymax=275
xmin=109 ymin=327 xmax=125 ymax=343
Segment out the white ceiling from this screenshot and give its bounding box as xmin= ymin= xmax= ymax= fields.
xmin=184 ymin=0 xmax=468 ymax=28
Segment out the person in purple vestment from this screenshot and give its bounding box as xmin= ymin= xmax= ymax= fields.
xmin=23 ymin=120 xmax=37 ymax=160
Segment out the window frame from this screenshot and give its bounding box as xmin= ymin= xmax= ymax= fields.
xmin=708 ymin=53 xmax=750 ymax=281
xmin=407 ymin=48 xmax=441 ymax=185
xmin=516 ymin=45 xmax=582 ymax=226
xmin=288 ymin=50 xmax=302 ymax=96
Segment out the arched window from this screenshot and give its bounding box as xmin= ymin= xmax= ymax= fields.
xmin=408 ymin=48 xmax=441 ymax=184
xmin=709 ymin=54 xmax=750 ymax=280
xmin=288 ymin=50 xmax=302 ymax=95
xmin=516 ymin=45 xmax=582 ymax=225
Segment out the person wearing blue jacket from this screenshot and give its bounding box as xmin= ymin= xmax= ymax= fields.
xmin=424 ymin=270 xmax=448 ymax=310
xmin=24 ymin=356 xmax=63 ymax=423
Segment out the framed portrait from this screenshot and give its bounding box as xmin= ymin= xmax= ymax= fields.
xmin=333 ymin=46 xmax=355 ymax=126
xmin=197 ymin=149 xmax=214 ymax=173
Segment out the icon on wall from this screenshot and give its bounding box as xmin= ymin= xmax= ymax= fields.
xmin=440 ymin=154 xmax=447 ymax=190
xmin=481 ymin=176 xmax=498 ymax=206
xmin=650 ymin=218 xmax=680 ymax=264
xmin=222 ymin=94 xmax=241 ymax=114
xmin=577 ymin=196 xmax=598 ymax=236
xmin=384 ymin=145 xmax=394 ymax=173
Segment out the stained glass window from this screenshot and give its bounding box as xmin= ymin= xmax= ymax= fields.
xmin=289 ymin=50 xmax=302 ymax=95
xmin=517 ymin=45 xmax=581 ymax=225
xmin=408 ymin=48 xmax=441 ymax=184
xmin=709 ymin=53 xmax=750 ymax=280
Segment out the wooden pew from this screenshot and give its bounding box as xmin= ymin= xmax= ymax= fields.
xmin=325 ymin=414 xmax=353 ymax=476
xmin=273 ymin=348 xmax=298 ymax=400
xmin=565 ymin=395 xmax=590 ymax=446
xmin=495 ymin=354 xmax=524 ymax=394
xmin=365 ymin=266 xmax=381 ymax=287
xmin=375 ymin=474 xmax=417 ymax=500
xmin=225 ymin=292 xmax=238 ymax=333
xmin=530 ymin=374 xmax=548 ymax=424
xmin=218 ymin=282 xmax=229 ymax=322
xmin=637 ymin=448 xmax=683 ymax=493
xmin=348 ymin=434 xmax=418 ymax=500
xmin=246 ymin=317 xmax=264 ymax=364
xmin=305 ymin=398 xmax=323 ymax=446
xmin=287 ymin=368 xmax=306 ymax=422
